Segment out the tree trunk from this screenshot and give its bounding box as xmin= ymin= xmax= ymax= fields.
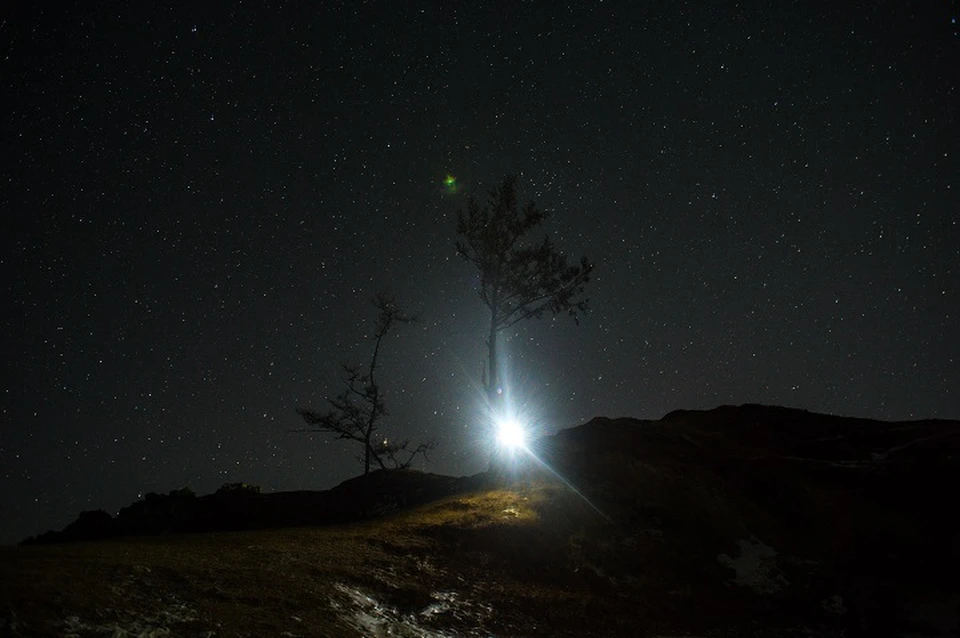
xmin=487 ymin=306 xmax=500 ymax=411
xmin=364 ymin=331 xmax=383 ymax=475
xmin=363 ymin=433 xmax=371 ymax=474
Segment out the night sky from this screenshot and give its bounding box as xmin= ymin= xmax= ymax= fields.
xmin=2 ymin=1 xmax=958 ymax=545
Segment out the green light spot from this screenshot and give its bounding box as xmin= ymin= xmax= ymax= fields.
xmin=443 ymin=174 xmax=458 ymax=194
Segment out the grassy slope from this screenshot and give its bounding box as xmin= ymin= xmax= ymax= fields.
xmin=4 ymin=405 xmax=957 ymax=637
xmin=1 ymin=483 xmax=636 ymax=638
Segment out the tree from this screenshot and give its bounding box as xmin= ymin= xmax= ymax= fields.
xmin=294 ymin=294 xmax=436 ymax=474
xmin=455 ymin=174 xmax=593 ymax=408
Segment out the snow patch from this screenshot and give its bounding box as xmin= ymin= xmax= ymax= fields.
xmin=334 ymin=583 xmax=452 ymax=638
xmin=717 ymin=537 xmax=789 ymax=594
xmin=332 ymin=583 xmax=495 ymax=638
xmin=56 ymin=563 xmax=207 ymax=638
xmin=61 ymin=600 xmax=199 ymax=638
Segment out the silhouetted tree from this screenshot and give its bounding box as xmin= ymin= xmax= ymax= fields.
xmin=294 ymin=294 xmax=436 ymax=474
xmin=455 ymin=174 xmax=593 ymax=408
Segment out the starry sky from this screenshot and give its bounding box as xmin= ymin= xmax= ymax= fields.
xmin=2 ymin=1 xmax=958 ymax=544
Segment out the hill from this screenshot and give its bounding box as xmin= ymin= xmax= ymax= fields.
xmin=18 ymin=471 xmax=485 ymax=545
xmin=2 ymin=404 xmax=958 ymax=636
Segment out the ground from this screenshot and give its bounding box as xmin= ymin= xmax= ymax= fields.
xmin=2 ymin=404 xmax=958 ymax=637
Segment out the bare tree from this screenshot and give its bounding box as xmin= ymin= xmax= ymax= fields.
xmin=294 ymin=294 xmax=436 ymax=474
xmin=456 ymin=175 xmax=593 ymax=406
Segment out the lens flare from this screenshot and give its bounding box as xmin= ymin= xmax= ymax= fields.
xmin=496 ymin=418 xmax=526 ymax=449
xmin=443 ymin=174 xmax=458 ymax=194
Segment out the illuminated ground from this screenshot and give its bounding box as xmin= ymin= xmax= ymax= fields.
xmin=1 ymin=484 xmax=639 ymax=637
xmin=2 ymin=404 xmax=958 ymax=636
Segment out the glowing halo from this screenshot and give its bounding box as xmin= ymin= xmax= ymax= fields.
xmin=496 ymin=418 xmax=526 ymax=450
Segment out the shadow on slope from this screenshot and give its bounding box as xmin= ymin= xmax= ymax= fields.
xmin=516 ymin=404 xmax=960 ymax=635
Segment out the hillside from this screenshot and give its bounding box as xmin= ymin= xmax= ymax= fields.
xmin=2 ymin=404 xmax=959 ymax=637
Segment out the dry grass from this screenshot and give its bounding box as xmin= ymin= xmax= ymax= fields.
xmin=0 ymin=480 xmax=623 ymax=637
xmin=8 ymin=404 xmax=928 ymax=636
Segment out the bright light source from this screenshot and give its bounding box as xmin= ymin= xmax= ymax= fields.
xmin=496 ymin=418 xmax=526 ymax=450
